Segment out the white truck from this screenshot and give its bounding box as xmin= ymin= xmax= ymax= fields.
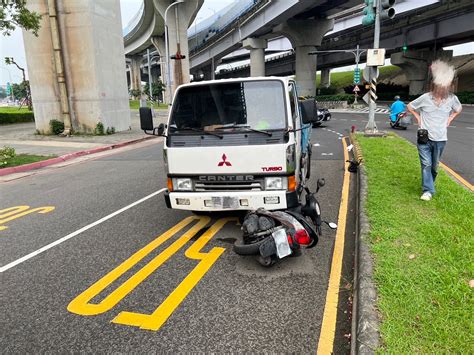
xmin=140 ymin=77 xmax=318 ymax=212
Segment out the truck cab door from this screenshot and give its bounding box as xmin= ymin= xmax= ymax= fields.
xmin=288 ymin=82 xmax=303 ymax=185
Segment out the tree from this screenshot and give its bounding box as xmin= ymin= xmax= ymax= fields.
xmin=5 ymin=57 xmax=32 ymax=109
xmin=143 ymin=81 xmax=166 ymax=102
xmin=1 ymin=0 xmax=42 ymax=36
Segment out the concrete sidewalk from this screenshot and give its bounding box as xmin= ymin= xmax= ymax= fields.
xmin=0 ymin=109 xmax=168 ymax=156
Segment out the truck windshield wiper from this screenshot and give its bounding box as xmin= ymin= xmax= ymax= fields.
xmin=169 ymin=126 xmax=223 ymax=139
xmin=215 ymin=123 xmax=272 ymax=137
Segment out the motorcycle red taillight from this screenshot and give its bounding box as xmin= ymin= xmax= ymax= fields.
xmin=294 ymin=229 xmax=311 ymax=245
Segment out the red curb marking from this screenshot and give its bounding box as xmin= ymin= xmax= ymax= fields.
xmin=0 ymin=136 xmax=157 ymax=177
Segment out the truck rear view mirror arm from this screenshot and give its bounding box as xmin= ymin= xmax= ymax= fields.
xmin=139 ymin=107 xmax=166 ymax=136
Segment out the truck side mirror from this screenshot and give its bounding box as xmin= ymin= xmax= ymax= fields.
xmin=140 ymin=107 xmax=154 ymax=131
xmin=299 ymin=99 xmax=318 ymax=125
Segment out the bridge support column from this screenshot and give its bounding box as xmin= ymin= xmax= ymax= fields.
xmin=22 ymin=0 xmax=130 ymax=133
xmin=130 ymin=56 xmax=142 ymax=98
xmin=151 ymin=36 xmax=170 ymax=104
xmin=154 ymin=0 xmax=203 ymax=98
xmin=242 ymin=38 xmax=267 ymax=77
xmin=273 ymin=19 xmax=334 ymax=97
xmin=391 ymin=49 xmax=453 ymax=96
xmin=321 ymin=68 xmax=331 ymax=88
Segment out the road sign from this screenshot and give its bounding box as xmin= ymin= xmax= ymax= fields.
xmin=353 ymin=85 xmax=360 ymax=92
xmin=6 ymin=82 xmax=11 ymax=95
xmin=363 ymin=66 xmax=379 ymax=81
xmin=354 ymin=68 xmax=361 ymax=84
xmin=362 ymin=92 xmax=370 ymax=104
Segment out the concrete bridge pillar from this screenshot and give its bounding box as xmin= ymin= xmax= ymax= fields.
xmin=391 ymin=49 xmax=453 ymax=96
xmin=273 ymin=18 xmax=334 ymax=97
xmin=130 ymin=56 xmax=142 ymax=96
xmin=321 ymin=68 xmax=331 ymax=88
xmin=151 ymin=36 xmax=169 ymax=104
xmin=242 ymin=38 xmax=267 ymax=77
xmin=22 ymin=0 xmax=130 ymax=133
xmin=153 ymin=0 xmax=203 ymax=98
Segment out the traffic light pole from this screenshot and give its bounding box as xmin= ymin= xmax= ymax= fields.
xmin=309 ymin=45 xmax=366 ymax=93
xmin=365 ymin=0 xmax=381 ymax=132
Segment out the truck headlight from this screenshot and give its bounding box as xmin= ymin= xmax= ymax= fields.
xmin=265 ymin=177 xmax=287 ymax=190
xmin=173 ymin=178 xmax=192 ymax=191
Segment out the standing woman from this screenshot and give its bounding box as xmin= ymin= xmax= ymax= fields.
xmin=407 ymin=60 xmax=462 ymax=201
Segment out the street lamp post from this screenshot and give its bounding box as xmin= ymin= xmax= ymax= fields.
xmin=164 ymin=0 xmax=184 ymax=105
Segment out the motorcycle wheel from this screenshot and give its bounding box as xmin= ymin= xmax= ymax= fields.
xmin=257 ymin=255 xmax=277 ymax=267
xmin=233 ymin=237 xmax=268 ymax=255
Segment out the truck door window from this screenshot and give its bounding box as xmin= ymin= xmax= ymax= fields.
xmin=288 ymin=83 xmax=299 ymax=127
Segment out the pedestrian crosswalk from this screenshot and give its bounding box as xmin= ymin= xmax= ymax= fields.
xmin=352 ymin=107 xmax=390 ymax=114
xmin=330 ymin=106 xmax=390 ymax=114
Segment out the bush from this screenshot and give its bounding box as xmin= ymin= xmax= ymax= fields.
xmin=49 ymin=119 xmax=64 ymax=135
xmin=315 ymin=94 xmax=354 ymax=104
xmin=95 ymin=122 xmax=105 ymax=135
xmin=0 ymin=110 xmax=34 ymax=124
xmin=456 ymin=91 xmax=474 ymax=104
xmin=0 ymin=146 xmax=16 ymax=167
xmin=318 ymin=87 xmax=338 ymax=95
xmin=106 ymin=126 xmax=115 ymax=135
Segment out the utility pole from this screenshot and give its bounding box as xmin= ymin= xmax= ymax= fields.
xmin=365 ymin=0 xmax=380 ymax=132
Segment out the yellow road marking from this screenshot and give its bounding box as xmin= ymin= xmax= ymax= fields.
xmin=440 ymin=162 xmax=474 ymax=192
xmin=0 ymin=206 xmax=55 ymax=231
xmin=112 ymin=217 xmax=238 ymax=331
xmin=68 ymin=216 xmax=209 ymax=315
xmin=317 ymin=137 xmax=351 ymax=354
xmin=68 ymin=216 xmax=237 ymax=331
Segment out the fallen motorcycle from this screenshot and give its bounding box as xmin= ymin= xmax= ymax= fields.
xmin=233 ymin=179 xmax=337 ymax=266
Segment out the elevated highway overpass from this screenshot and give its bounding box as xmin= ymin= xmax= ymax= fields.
xmin=123 ymin=0 xmax=474 ymax=98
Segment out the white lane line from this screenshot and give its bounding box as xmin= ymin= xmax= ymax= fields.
xmin=351 ymin=120 xmax=357 ymax=122
xmin=466 ymin=127 xmax=474 ymax=130
xmin=313 ymin=143 xmax=321 ymax=147
xmin=0 ymin=188 xmax=167 ymax=273
xmin=340 ymin=118 xmax=347 ymax=121
xmin=321 ymin=153 xmax=334 ymax=156
xmin=448 ymin=126 xmax=457 ymax=128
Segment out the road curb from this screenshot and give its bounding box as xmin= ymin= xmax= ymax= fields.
xmin=350 ymin=134 xmax=380 ymax=354
xmin=0 ymin=136 xmax=157 ymax=177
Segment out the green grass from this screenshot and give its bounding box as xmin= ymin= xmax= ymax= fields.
xmin=129 ymin=100 xmax=168 ymax=110
xmin=1 ymin=154 xmax=54 ymax=169
xmin=356 ymin=134 xmax=473 ymax=353
xmin=316 ymin=65 xmax=402 ymax=92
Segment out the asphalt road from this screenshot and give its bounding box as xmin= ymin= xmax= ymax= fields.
xmin=330 ymin=106 xmax=474 ymax=184
xmin=0 ymin=125 xmax=355 ymax=352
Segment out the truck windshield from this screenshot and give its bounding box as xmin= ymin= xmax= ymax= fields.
xmin=169 ymin=80 xmax=287 ymax=131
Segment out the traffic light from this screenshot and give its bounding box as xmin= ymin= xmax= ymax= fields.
xmin=402 ymin=43 xmax=408 ymax=53
xmin=354 ymin=68 xmax=361 ymax=84
xmin=362 ymin=0 xmax=376 ymax=26
xmin=380 ymin=0 xmax=396 ymax=20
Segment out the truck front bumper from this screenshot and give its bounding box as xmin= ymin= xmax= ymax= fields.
xmin=165 ymin=190 xmax=298 ymax=211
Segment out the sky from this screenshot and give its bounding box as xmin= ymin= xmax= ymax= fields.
xmin=1 ymin=0 xmax=473 ymax=84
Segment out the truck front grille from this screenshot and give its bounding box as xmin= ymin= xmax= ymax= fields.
xmin=194 ymin=180 xmax=263 ymax=192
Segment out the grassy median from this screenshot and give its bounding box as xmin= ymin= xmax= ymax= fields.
xmin=356 ymin=134 xmax=473 ymax=353
xmin=1 ymin=154 xmax=54 ymax=169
